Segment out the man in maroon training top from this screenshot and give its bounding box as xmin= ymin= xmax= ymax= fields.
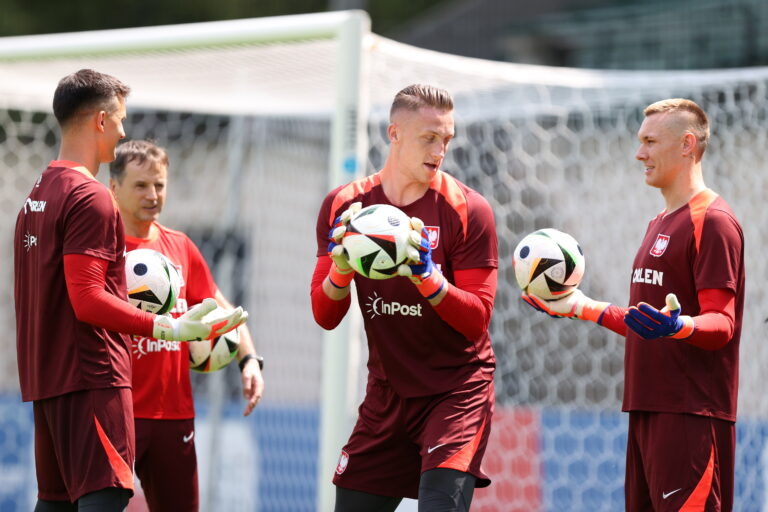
xmin=14 ymin=69 xmax=246 ymax=512
xmin=524 ymin=98 xmax=744 ymax=511
xmin=311 ymin=84 xmax=498 ymax=511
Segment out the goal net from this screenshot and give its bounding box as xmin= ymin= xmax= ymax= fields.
xmin=1 ymin=12 xmax=767 ymax=512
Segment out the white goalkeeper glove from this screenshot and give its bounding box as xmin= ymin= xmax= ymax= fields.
xmin=152 ymin=298 xmax=247 ymax=341
xmin=397 ymin=217 xmax=446 ymax=299
xmin=522 ymin=289 xmax=609 ymax=323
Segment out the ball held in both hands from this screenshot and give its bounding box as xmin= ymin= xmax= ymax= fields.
xmin=340 ymin=203 xmax=412 ymax=280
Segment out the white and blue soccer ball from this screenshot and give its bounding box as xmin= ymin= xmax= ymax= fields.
xmin=125 ymin=248 xmax=181 ymax=314
xmin=513 ymin=228 xmax=585 ymax=300
xmin=342 ymin=204 xmax=412 ymax=280
xmin=189 ymin=327 xmax=240 ymax=373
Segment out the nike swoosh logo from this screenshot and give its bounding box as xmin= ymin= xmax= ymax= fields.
xmin=183 ymin=431 xmax=194 ymax=443
xmin=427 ymin=443 xmax=446 ymax=454
xmin=662 ymin=488 xmax=682 ymax=499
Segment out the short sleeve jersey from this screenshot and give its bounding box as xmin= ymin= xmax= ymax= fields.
xmin=126 ymin=222 xmax=218 ymax=419
xmin=623 ymin=189 xmax=744 ymax=421
xmin=316 ymin=171 xmax=498 ymax=398
xmin=14 ymin=161 xmax=131 ymax=402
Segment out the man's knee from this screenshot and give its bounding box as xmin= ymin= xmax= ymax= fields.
xmin=34 ymin=499 xmax=76 ymax=512
xmin=77 ymin=487 xmax=131 ymax=512
xmin=418 ymin=468 xmax=476 ymax=512
xmin=335 ymin=486 xmax=402 ymax=512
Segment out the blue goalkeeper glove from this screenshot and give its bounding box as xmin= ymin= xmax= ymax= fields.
xmin=624 ymin=293 xmax=695 ymax=340
xmin=397 ymin=217 xmax=446 ymax=299
xmin=326 ymin=202 xmax=361 ymax=288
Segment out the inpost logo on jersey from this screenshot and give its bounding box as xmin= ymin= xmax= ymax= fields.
xmin=132 ymin=336 xmax=182 ymax=359
xmin=365 ymin=291 xmax=423 ymax=319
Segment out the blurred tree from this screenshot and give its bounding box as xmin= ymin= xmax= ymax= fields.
xmin=0 ymin=0 xmax=446 ymax=37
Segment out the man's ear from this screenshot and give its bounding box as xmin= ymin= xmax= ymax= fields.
xmin=95 ymin=110 xmax=107 ymax=133
xmin=108 ymin=177 xmax=116 ymax=194
xmin=387 ymin=123 xmax=398 ymax=143
xmin=681 ymin=132 xmax=697 ymax=157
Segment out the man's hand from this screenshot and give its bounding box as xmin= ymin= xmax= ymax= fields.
xmin=153 ymin=298 xmax=247 ymax=341
xmin=522 ymin=289 xmax=609 ymax=323
xmin=326 ymin=202 xmax=361 ymax=288
xmin=624 ymin=293 xmax=694 ymax=340
xmin=397 ymin=217 xmax=446 ymax=300
xmin=241 ymin=358 xmax=264 ymax=417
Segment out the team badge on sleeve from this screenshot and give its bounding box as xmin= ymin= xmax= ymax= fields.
xmin=650 ymin=234 xmax=670 ymax=257
xmin=335 ymin=450 xmax=349 ymax=475
xmin=425 ymin=226 xmax=440 ymax=249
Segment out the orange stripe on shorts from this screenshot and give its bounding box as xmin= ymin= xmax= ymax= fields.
xmin=679 ymin=445 xmax=714 ymax=511
xmin=437 ymin=416 xmax=488 ymax=473
xmin=93 ymin=414 xmax=134 ymax=491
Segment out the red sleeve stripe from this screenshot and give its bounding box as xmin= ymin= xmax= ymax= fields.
xmin=430 ymin=171 xmax=469 ymax=239
xmin=688 ymin=188 xmax=718 ymax=254
xmin=328 ymin=173 xmax=382 ymax=226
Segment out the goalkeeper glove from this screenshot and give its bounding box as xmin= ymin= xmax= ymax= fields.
xmin=153 ymin=298 xmax=247 ymax=341
xmin=397 ymin=217 xmax=446 ymax=300
xmin=326 ymin=202 xmax=361 ymax=289
xmin=624 ymin=293 xmax=694 ymax=340
xmin=522 ymin=289 xmax=609 ymax=323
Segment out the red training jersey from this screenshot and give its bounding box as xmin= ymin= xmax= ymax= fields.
xmin=15 ymin=161 xmax=131 ymax=402
xmin=623 ymin=189 xmax=744 ymax=421
xmin=315 ymin=171 xmax=498 ymax=398
xmin=126 ymin=222 xmax=218 ymax=419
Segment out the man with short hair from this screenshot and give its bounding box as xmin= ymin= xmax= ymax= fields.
xmin=524 ymin=98 xmax=744 ymax=511
xmin=109 ymin=139 xmax=264 ymax=511
xmin=14 ymin=69 xmax=246 ymax=512
xmin=311 ymin=84 xmax=498 ymax=511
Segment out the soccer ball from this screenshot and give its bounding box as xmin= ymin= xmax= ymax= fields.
xmin=513 ymin=228 xmax=585 ymax=300
xmin=125 ymin=249 xmax=182 ymax=314
xmin=342 ymin=204 xmax=412 ymax=280
xmin=189 ymin=327 xmax=240 ymax=373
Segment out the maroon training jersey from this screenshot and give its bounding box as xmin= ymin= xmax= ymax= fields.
xmin=15 ymin=161 xmax=131 ymax=402
xmin=126 ymin=222 xmax=218 ymax=419
xmin=623 ymin=189 xmax=744 ymax=421
xmin=316 ymin=171 xmax=498 ymax=398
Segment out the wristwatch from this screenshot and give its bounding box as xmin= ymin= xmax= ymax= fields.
xmin=238 ymin=354 xmax=264 ymax=372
